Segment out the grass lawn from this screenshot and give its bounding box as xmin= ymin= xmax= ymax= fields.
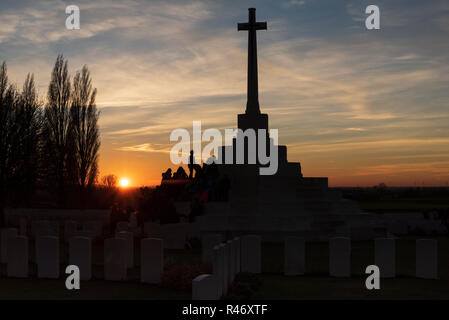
xmin=0 ymin=236 xmax=448 ymax=299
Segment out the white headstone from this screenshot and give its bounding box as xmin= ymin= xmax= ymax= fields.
xmin=69 ymin=236 xmax=92 ymax=280
xmin=141 ymin=238 xmax=163 ymax=284
xmin=416 ymin=239 xmax=437 ymax=279
xmin=284 ymin=236 xmax=305 ymax=276
xmin=375 ymin=238 xmax=395 ymax=278
xmin=240 ymin=235 xmax=261 ymax=274
xmin=212 ymin=245 xmax=223 ymax=299
xmin=220 ymin=243 xmax=229 ymax=295
xmin=116 ymin=231 xmax=134 ymax=268
xmin=161 ymin=223 xmax=187 ymax=249
xmin=192 ymin=274 xmax=217 ymax=300
xmin=104 ymin=237 xmax=127 ymax=281
xmin=329 ymin=237 xmax=351 ymax=277
xmin=36 ymin=236 xmax=59 ymax=279
xmin=64 ymin=221 xmax=77 ymax=242
xmin=7 ymin=236 xmax=28 ymax=278
xmin=233 ymin=237 xmax=241 ymax=274
xmin=144 ymin=222 xmax=162 ymax=238
xmin=116 ymin=221 xmax=129 ymax=233
xmin=202 ymin=234 xmax=222 ymax=264
xmin=1 ymin=228 xmax=18 ymax=263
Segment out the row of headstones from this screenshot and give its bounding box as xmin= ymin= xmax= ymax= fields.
xmin=326 ymin=237 xmax=438 ymax=279
xmin=1 ymin=227 xmax=94 ymax=279
xmin=267 ymin=236 xmax=438 ymax=279
xmin=1 ymin=228 xmax=164 ymax=283
xmin=192 ymin=235 xmax=440 ymax=299
xmin=192 ymin=234 xmax=261 ymax=300
xmin=105 ymin=231 xmax=163 ymax=282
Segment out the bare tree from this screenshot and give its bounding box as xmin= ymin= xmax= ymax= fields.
xmin=0 ymin=63 xmax=42 ymax=210
xmin=101 ymin=174 xmax=117 ymax=189
xmin=69 ymin=65 xmax=100 ymax=190
xmin=12 ymin=74 xmax=42 ymax=204
xmin=42 ymin=55 xmax=71 ymax=205
xmin=0 ymin=57 xmax=101 ymax=210
xmin=0 ymin=62 xmax=18 ymax=223
xmin=0 ymin=62 xmax=12 ymax=194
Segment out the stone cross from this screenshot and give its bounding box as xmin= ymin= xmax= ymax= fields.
xmin=238 ymin=8 xmax=267 ymax=115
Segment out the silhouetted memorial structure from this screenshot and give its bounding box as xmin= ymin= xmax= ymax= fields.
xmin=197 ymin=8 xmax=373 ymax=241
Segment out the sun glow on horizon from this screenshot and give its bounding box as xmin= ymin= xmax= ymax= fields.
xmin=119 ymin=178 xmax=130 ymax=188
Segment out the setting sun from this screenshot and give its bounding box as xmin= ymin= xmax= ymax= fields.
xmin=119 ymin=178 xmax=130 ymax=188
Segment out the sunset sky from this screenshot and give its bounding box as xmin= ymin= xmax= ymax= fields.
xmin=1 ymin=0 xmax=448 ymax=187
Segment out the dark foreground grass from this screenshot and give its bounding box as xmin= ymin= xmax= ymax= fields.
xmin=0 ymin=236 xmax=448 ymax=299
xmin=254 ymin=275 xmax=449 ymax=299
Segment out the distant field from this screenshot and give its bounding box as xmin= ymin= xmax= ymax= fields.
xmin=337 ymin=187 xmax=449 ymax=213
xmin=357 ymin=198 xmax=449 ymax=212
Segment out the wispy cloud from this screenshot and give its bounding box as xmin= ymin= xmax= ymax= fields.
xmin=1 ymin=0 xmax=448 ymax=186
xmin=283 ymin=0 xmax=306 ymax=8
xmin=117 ymin=143 xmax=171 ymax=154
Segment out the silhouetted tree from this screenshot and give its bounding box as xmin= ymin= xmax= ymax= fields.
xmin=0 ymin=57 xmax=103 ymax=210
xmin=102 ymin=174 xmax=117 ymax=189
xmin=0 ymin=63 xmax=42 ymax=210
xmin=10 ymin=74 xmax=43 ymax=205
xmin=42 ymin=55 xmax=72 ymax=206
xmin=68 ymin=65 xmax=100 ymax=191
xmin=0 ymin=62 xmax=18 ymax=224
